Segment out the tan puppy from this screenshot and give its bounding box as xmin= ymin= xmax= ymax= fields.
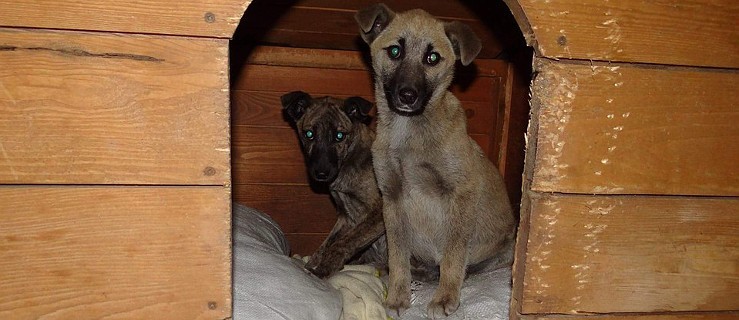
xmin=355 ymin=4 xmax=516 ymax=318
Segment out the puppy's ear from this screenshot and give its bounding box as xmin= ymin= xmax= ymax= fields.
xmin=281 ymin=91 xmax=312 ymax=123
xmin=355 ymin=3 xmax=395 ymax=44
xmin=444 ymin=21 xmax=482 ymax=66
xmin=343 ymin=97 xmax=373 ymax=124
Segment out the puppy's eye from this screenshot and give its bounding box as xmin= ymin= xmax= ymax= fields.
xmin=387 ymin=45 xmax=402 ymax=60
xmin=304 ymin=130 xmax=314 ymax=140
xmin=425 ymin=52 xmax=441 ymax=65
xmin=335 ymin=131 xmax=346 ymax=142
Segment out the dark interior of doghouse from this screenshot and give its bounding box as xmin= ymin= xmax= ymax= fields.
xmin=230 ymin=0 xmax=532 ymax=256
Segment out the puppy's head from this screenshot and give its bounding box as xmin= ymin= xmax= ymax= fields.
xmin=355 ymin=4 xmax=481 ymax=116
xmin=282 ymin=91 xmax=373 ymax=184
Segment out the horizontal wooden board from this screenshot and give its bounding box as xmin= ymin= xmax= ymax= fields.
xmin=272 ymin=0 xmax=480 ymax=20
xmin=241 ymin=46 xmax=509 ymax=77
xmin=232 ymin=91 xmax=373 ymax=127
xmin=517 ymin=0 xmax=739 ymax=68
xmin=0 ymin=0 xmax=249 ymax=38
xmin=286 ymin=233 xmax=330 ymax=257
xmin=238 ymin=4 xmax=503 ymax=58
xmin=232 ymin=90 xmax=498 ymax=134
xmin=0 ymin=186 xmax=231 ymax=319
xmin=232 ymin=125 xmax=307 ymax=185
xmin=520 ymin=313 xmax=739 ymax=320
xmin=0 ymin=29 xmax=230 ymax=185
xmin=522 ymin=194 xmax=739 ymax=314
xmin=531 ymin=59 xmax=739 ymax=196
xmin=234 ymin=64 xmax=497 ymax=102
xmin=233 ymin=125 xmax=499 ymax=184
xmin=233 ymin=184 xmax=337 ymax=234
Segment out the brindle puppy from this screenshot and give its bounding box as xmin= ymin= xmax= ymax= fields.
xmin=355 ymin=4 xmax=516 ymax=318
xmin=281 ymin=91 xmax=386 ymax=278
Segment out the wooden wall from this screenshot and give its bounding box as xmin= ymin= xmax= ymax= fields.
xmin=231 ymin=46 xmax=519 ymax=256
xmin=0 ymin=0 xmax=248 ymax=318
xmin=507 ymin=0 xmax=739 ymax=319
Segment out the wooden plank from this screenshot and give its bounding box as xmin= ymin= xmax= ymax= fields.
xmin=243 ymin=46 xmax=509 ymax=77
xmin=522 ymin=194 xmax=739 ymax=314
xmin=0 ymin=0 xmax=250 ymax=38
xmin=0 ymin=29 xmax=230 ymax=185
xmin=232 ymin=91 xmax=373 ymax=128
xmin=232 ymin=90 xmax=497 ymax=135
xmin=234 ymin=64 xmax=497 ymax=102
xmin=531 ymin=59 xmax=739 ymax=196
xmin=238 ymin=5 xmax=503 ymax=58
xmin=273 ymin=0 xmax=480 ymax=20
xmin=497 ymin=50 xmax=531 ymax=211
xmin=0 ymin=186 xmax=231 ymax=319
xmin=232 ymin=125 xmax=307 ymax=185
xmin=517 ymin=0 xmax=739 ymax=68
xmin=233 ymin=126 xmax=500 ymax=185
xmin=286 ymin=233 xmax=330 ymax=257
xmin=519 ymin=313 xmax=739 ymax=320
xmin=233 ymin=183 xmax=337 ymax=234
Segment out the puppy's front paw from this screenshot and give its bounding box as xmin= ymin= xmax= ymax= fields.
xmin=306 ymin=252 xmax=342 ymax=278
xmin=427 ymin=289 xmax=460 ymax=319
xmin=385 ymin=282 xmax=410 ymax=316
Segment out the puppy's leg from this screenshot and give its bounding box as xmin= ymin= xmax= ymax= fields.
xmin=428 ymin=192 xmax=474 ymax=318
xmin=383 ymin=199 xmax=412 ymax=315
xmin=306 ymin=216 xmax=348 ymax=277
xmin=308 ymin=209 xmax=385 ymax=278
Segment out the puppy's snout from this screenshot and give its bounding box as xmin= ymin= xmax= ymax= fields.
xmin=314 ymin=171 xmax=329 ymax=181
xmin=398 ymin=87 xmax=418 ymax=105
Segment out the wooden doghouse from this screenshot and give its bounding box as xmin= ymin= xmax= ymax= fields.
xmin=0 ymin=1 xmax=736 ymax=319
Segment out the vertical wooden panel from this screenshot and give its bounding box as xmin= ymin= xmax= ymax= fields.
xmin=0 ymin=186 xmax=231 ymax=319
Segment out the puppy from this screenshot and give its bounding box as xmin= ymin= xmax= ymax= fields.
xmin=355 ymin=4 xmax=516 ymax=318
xmin=281 ymin=91 xmax=386 ymax=278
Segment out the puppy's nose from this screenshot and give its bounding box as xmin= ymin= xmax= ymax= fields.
xmin=314 ymin=171 xmax=329 ymax=181
xmin=398 ymin=88 xmax=418 ymax=105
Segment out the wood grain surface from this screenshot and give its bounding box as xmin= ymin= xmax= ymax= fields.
xmin=0 ymin=186 xmax=231 ymax=319
xmin=521 ymin=194 xmax=739 ymax=314
xmin=0 ymin=28 xmax=230 ymax=185
xmin=530 ymin=59 xmax=739 ymax=196
xmin=0 ymin=0 xmax=251 ymax=38
xmin=516 ymin=0 xmax=739 ymax=68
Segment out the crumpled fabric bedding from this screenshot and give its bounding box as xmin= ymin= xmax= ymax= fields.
xmin=232 ymin=203 xmax=511 ymax=320
xmin=232 ymin=203 xmax=342 ymax=320
xmin=389 ymin=265 xmax=511 ymax=320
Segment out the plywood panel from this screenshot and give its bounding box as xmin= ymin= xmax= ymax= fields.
xmin=232 ymin=91 xmax=497 ymax=135
xmin=273 ymin=0 xmax=480 ymax=20
xmin=233 ymin=184 xmax=337 ymax=234
xmin=0 ymin=0 xmax=250 ymax=38
xmin=232 ymin=125 xmax=307 ymax=185
xmin=0 ymin=29 xmax=230 ymax=185
xmin=0 ymin=186 xmax=231 ymax=319
xmin=239 ymin=4 xmax=503 ymax=58
xmin=234 ymin=64 xmax=497 ymax=102
xmin=531 ymin=59 xmax=739 ymax=196
xmin=517 ymin=0 xmax=739 ymax=68
xmin=522 ymin=195 xmax=739 ymax=314
xmin=243 ymin=46 xmax=509 ymax=77
xmin=232 ymin=91 xmax=373 ymax=127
